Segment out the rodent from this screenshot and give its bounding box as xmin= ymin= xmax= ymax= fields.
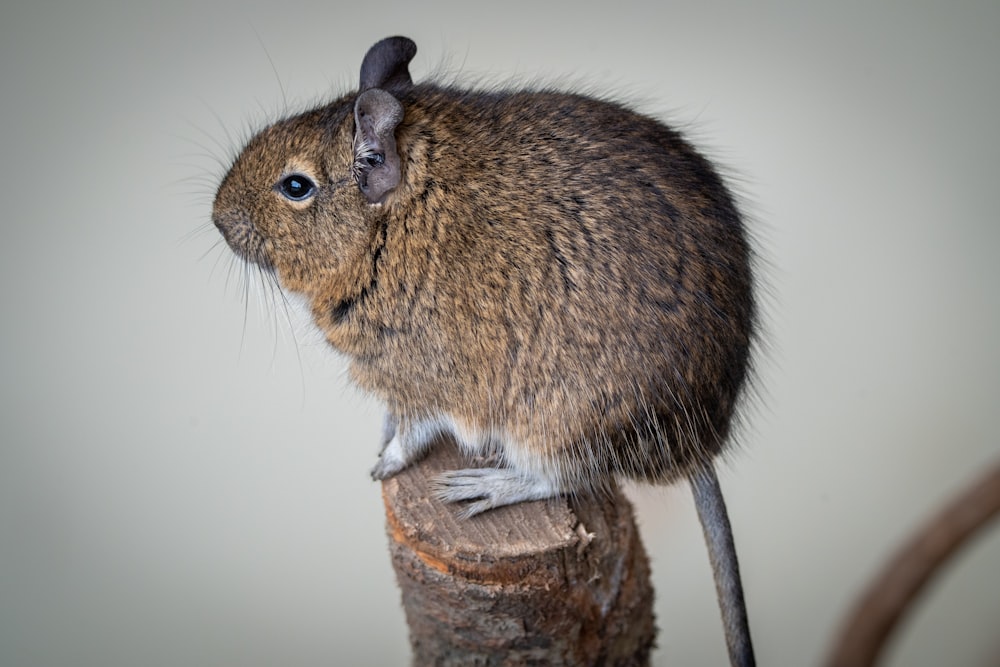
xmin=212 ymin=36 xmax=757 ymax=666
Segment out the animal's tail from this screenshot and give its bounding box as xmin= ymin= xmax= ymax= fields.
xmin=692 ymin=465 xmax=756 ymax=667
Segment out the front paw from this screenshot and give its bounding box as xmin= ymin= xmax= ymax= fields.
xmin=370 ymin=454 xmax=408 ymax=481
xmin=371 ymin=417 xmax=438 ymax=481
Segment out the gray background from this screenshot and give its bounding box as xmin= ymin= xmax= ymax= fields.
xmin=2 ymin=1 xmax=999 ymax=665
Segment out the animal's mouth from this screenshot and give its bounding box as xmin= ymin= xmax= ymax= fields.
xmin=212 ymin=211 xmax=273 ymax=270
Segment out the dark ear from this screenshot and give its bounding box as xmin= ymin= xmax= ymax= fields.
xmin=359 ymin=36 xmax=417 ymax=93
xmin=353 ymin=88 xmax=404 ymax=204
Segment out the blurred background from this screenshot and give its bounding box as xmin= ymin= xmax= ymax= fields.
xmin=2 ymin=1 xmax=998 ymax=665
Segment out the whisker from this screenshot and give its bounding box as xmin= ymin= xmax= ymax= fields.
xmin=179 ymin=111 xmax=239 ymax=170
xmin=207 ymin=243 xmax=233 ymax=283
xmin=272 ymin=275 xmax=306 ymax=378
xmin=200 ymin=100 xmax=245 ymax=166
xmin=250 ymin=22 xmax=288 ymax=114
xmin=197 ymin=235 xmax=228 ymax=263
xmin=238 ymin=259 xmax=253 ymax=359
xmin=179 ymin=219 xmax=220 ymax=246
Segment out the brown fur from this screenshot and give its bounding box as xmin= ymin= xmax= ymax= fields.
xmin=215 ymin=83 xmax=754 ymax=490
xmin=213 ymin=37 xmax=758 ymax=666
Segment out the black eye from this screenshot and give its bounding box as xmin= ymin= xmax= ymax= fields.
xmin=278 ymin=174 xmax=316 ymax=201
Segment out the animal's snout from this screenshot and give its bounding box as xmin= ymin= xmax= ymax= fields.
xmin=212 ymin=209 xmax=271 ymax=268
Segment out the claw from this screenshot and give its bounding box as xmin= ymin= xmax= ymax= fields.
xmin=459 ymin=499 xmax=497 ymax=518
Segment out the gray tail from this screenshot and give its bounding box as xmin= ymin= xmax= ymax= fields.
xmin=691 ymin=464 xmax=755 ymax=667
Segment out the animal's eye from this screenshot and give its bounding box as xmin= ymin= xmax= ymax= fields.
xmin=278 ymin=174 xmax=316 ymax=201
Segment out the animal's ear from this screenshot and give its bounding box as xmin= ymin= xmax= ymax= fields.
xmin=359 ymin=36 xmax=417 ymax=93
xmin=353 ymin=88 xmax=404 ymax=204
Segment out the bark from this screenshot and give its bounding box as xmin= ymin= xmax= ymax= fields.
xmin=382 ymin=438 xmax=657 ymax=666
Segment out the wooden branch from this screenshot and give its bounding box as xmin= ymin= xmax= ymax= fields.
xmin=381 ymin=438 xmax=657 ymax=666
xmin=825 ymin=460 xmax=1000 ymax=667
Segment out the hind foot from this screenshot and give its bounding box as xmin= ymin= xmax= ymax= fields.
xmin=433 ymin=468 xmax=562 ymax=517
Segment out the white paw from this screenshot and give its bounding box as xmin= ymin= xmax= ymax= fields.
xmin=370 ymin=431 xmax=412 ymax=480
xmin=370 ymin=416 xmax=442 ymax=481
xmin=370 ymin=454 xmax=406 ymax=480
